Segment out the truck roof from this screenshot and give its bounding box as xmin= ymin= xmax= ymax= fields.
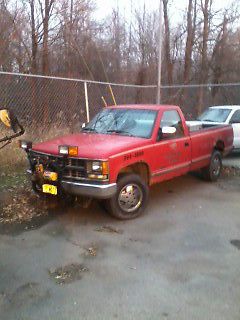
xmin=107 ymin=104 xmax=179 ymax=111
xmin=210 ymin=105 xmax=240 ymax=110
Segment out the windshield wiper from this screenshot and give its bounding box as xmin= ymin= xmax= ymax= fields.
xmin=198 ymin=119 xmax=215 ymax=122
xmin=107 ymin=129 xmax=135 ymax=137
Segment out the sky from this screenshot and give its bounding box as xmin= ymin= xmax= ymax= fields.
xmin=95 ymin=0 xmax=234 ymax=22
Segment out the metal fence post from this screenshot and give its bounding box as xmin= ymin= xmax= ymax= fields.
xmin=84 ymin=81 xmax=90 ymax=123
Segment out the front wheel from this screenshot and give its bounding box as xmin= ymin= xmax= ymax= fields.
xmin=105 ymin=174 xmax=149 ymax=220
xmin=201 ymin=150 xmax=222 ymax=182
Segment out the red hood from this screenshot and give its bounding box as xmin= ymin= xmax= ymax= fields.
xmin=32 ymin=133 xmax=150 ymax=159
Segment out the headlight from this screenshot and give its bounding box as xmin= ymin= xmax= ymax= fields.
xmin=19 ymin=140 xmax=32 ymax=150
xmin=59 ymin=145 xmax=69 ymax=155
xmin=87 ymin=161 xmax=109 ymax=180
xmin=92 ymin=161 xmax=102 ymax=172
xmin=59 ymin=145 xmax=78 ymax=156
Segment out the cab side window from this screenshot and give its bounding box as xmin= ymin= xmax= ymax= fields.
xmin=230 ymin=110 xmax=240 ymax=124
xmin=160 ymin=110 xmax=184 ymax=139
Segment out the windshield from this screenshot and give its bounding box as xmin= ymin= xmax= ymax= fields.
xmin=198 ymin=108 xmax=231 ymax=123
xmin=82 ymin=108 xmax=157 ymax=139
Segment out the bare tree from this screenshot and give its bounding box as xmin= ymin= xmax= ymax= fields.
xmin=42 ymin=0 xmax=55 ymax=75
xmin=197 ymin=0 xmax=213 ymax=114
xmin=29 ymin=0 xmax=38 ymax=73
xmin=0 ymin=0 xmax=240 ymax=110
xmin=184 ymin=0 xmax=197 ymax=84
xmin=162 ymin=0 xmax=173 ymax=85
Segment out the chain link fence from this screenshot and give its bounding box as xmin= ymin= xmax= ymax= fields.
xmin=0 ymin=72 xmax=156 ymax=141
xmin=0 ymin=71 xmax=240 ymax=142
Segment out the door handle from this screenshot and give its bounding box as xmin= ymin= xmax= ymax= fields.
xmin=185 ymin=142 xmax=190 ymax=147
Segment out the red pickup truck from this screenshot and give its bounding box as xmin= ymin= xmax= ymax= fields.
xmin=20 ymin=105 xmax=233 ymax=219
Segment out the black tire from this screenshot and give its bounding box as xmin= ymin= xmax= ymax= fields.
xmin=105 ymin=174 xmax=149 ymax=220
xmin=201 ymin=150 xmax=222 ymax=182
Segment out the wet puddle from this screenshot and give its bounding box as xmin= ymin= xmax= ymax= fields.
xmin=230 ymin=240 xmax=240 ymax=250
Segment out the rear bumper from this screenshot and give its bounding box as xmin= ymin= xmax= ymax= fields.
xmin=61 ymin=180 xmax=117 ymax=199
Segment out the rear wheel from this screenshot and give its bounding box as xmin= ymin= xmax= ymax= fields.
xmin=201 ymin=150 xmax=222 ymax=182
xmin=105 ymin=174 xmax=149 ymax=220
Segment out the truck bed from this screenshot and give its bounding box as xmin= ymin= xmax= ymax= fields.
xmin=188 ymin=123 xmax=233 ymax=171
xmin=186 ymin=120 xmax=229 ymax=132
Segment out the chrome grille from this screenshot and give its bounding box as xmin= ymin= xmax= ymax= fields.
xmin=63 ymin=158 xmax=87 ymax=180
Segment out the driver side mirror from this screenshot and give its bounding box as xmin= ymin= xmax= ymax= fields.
xmin=0 ymin=109 xmax=19 ymax=133
xmin=162 ymin=126 xmax=177 ymax=135
xmin=157 ymin=126 xmax=177 ymax=141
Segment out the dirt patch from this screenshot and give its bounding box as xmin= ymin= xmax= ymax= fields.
xmin=217 ymin=167 xmax=240 ymax=192
xmin=95 ymin=225 xmax=123 ymax=234
xmin=49 ymin=263 xmax=88 ymax=285
xmin=0 ymin=173 xmax=67 ymax=234
xmin=222 ymin=166 xmax=240 ymax=178
xmin=0 ymin=189 xmax=48 ymax=225
xmin=0 ymin=172 xmax=48 ymax=225
xmin=84 ymin=245 xmax=98 ymax=257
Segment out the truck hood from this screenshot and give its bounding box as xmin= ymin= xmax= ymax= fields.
xmin=32 ymin=133 xmax=150 ymax=159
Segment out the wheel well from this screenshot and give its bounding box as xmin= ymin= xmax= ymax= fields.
xmin=117 ymin=162 xmax=150 ymax=185
xmin=215 ymin=140 xmax=225 ymax=153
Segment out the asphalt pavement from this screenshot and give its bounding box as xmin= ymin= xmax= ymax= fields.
xmin=223 ymin=152 xmax=240 ymax=169
xmin=0 ymin=167 xmax=240 ymax=320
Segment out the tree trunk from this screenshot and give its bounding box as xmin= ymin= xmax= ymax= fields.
xmin=211 ymin=16 xmax=227 ymax=102
xmin=182 ymin=0 xmax=197 ymax=106
xmin=198 ymin=0 xmax=212 ymax=115
xmin=184 ymin=0 xmax=197 ymax=84
xmin=162 ymin=0 xmax=173 ymax=86
xmin=29 ymin=0 xmax=38 ymax=73
xmin=42 ymin=0 xmax=51 ymax=75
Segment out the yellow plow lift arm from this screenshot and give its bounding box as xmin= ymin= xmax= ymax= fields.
xmin=0 ymin=110 xmax=11 ymax=128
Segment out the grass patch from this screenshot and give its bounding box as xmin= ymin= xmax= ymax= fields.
xmin=0 ymin=166 xmax=28 ymax=191
xmin=0 ymin=125 xmax=72 ymax=168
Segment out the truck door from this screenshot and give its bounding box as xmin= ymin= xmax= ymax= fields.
xmin=229 ymin=110 xmax=240 ymax=149
xmin=151 ymin=109 xmax=191 ymax=183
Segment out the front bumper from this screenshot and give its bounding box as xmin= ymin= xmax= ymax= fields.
xmin=61 ymin=180 xmax=117 ymax=199
xmin=27 ymin=168 xmax=117 ymax=199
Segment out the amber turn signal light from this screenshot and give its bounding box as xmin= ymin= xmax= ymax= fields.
xmin=102 ymin=161 xmax=109 ymax=175
xmin=69 ymin=146 xmax=78 ymax=157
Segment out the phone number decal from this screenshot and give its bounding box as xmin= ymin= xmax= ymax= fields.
xmin=124 ymin=151 xmax=144 ymax=161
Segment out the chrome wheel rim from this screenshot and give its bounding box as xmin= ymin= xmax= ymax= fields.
xmin=118 ymin=184 xmax=143 ymax=213
xmin=212 ymin=156 xmax=221 ymax=176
